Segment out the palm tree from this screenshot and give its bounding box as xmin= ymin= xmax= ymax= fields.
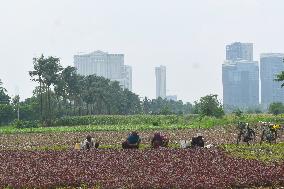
xmin=29 ymin=55 xmax=45 ymax=119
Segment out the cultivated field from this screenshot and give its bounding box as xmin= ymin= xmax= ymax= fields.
xmin=0 ymin=115 xmax=284 ymax=188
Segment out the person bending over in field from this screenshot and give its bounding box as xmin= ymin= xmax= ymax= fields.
xmin=80 ymin=135 xmax=100 ymax=150
xmin=260 ymin=123 xmax=280 ymax=144
xmin=151 ymin=132 xmax=169 ymax=148
xmin=236 ymin=122 xmax=255 ymax=145
xmin=122 ymin=131 xmax=141 ymax=149
xmin=191 ymin=135 xmax=204 ymax=148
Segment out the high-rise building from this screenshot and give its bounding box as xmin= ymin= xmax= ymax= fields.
xmin=226 ymin=42 xmax=253 ymax=61
xmin=74 ymin=50 xmax=132 ymax=91
xmin=222 ymin=60 xmax=259 ymax=109
xmin=260 ymin=53 xmax=284 ymax=108
xmin=155 ymin=65 xmax=166 ymax=99
xmin=123 ymin=65 xmax=132 ymax=91
xmin=223 ymin=42 xmax=259 ymax=110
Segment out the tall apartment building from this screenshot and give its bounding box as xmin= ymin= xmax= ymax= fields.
xmin=74 ymin=50 xmax=132 ymax=91
xmin=222 ymin=42 xmax=259 ymax=110
xmin=226 ymin=42 xmax=253 ymax=61
xmin=155 ymin=65 xmax=166 ymax=99
xmin=222 ymin=60 xmax=259 ymax=109
xmin=260 ymin=53 xmax=284 ymax=108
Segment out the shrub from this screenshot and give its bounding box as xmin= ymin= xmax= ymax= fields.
xmin=53 ymin=115 xmax=187 ymax=127
xmin=13 ymin=120 xmax=39 ymax=129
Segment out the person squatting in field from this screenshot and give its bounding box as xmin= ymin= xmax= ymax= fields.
xmin=236 ymin=122 xmax=255 ymax=145
xmin=151 ymin=132 xmax=169 ymax=148
xmin=180 ymin=135 xmax=206 ymax=148
xmin=191 ymin=135 xmax=205 ymax=148
xmin=80 ymin=135 xmax=100 ymax=150
xmin=260 ymin=122 xmax=281 ymax=144
xmin=122 ymin=131 xmax=141 ymax=149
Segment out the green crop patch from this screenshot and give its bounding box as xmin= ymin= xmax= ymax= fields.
xmin=221 ymin=143 xmax=284 ymax=163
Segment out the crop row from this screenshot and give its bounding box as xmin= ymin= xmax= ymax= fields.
xmin=0 ymin=127 xmax=238 ymax=150
xmin=7 ymin=114 xmax=284 ymax=130
xmin=0 ymin=126 xmax=283 ymax=150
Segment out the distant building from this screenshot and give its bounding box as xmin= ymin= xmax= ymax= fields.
xmin=223 ymin=42 xmax=259 ymax=111
xmin=260 ymin=53 xmax=284 ymax=108
xmin=122 ymin=65 xmax=132 ymax=91
xmin=226 ymin=42 xmax=253 ymax=61
xmin=222 ymin=60 xmax=259 ymax=109
xmin=155 ymin=65 xmax=166 ymax=99
xmin=166 ymin=95 xmax=177 ymax=101
xmin=74 ymin=50 xmax=132 ymax=91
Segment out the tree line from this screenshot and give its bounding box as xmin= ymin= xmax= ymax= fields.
xmin=0 ymin=55 xmax=200 ymax=125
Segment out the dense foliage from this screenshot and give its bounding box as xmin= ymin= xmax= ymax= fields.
xmin=0 ymin=79 xmax=10 ymax=105
xmin=0 ymin=79 xmax=13 ymax=124
xmin=193 ymin=94 xmax=224 ymax=118
xmin=269 ymin=102 xmax=284 ymax=115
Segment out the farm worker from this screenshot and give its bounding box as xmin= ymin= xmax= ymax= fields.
xmin=151 ymin=132 xmax=169 ymax=148
xmin=122 ymin=131 xmax=141 ymax=149
xmin=80 ymin=135 xmax=100 ymax=150
xmin=191 ymin=135 xmax=204 ymax=148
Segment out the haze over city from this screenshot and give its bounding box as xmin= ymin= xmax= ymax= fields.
xmin=1 ymin=0 xmax=284 ymax=103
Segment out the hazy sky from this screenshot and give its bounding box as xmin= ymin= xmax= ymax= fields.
xmin=1 ymin=0 xmax=284 ymax=103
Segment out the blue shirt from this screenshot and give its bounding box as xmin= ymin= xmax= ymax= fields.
xmin=127 ymin=135 xmax=140 ymax=144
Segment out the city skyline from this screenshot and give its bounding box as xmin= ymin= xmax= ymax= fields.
xmin=1 ymin=1 xmax=284 ymax=103
xmin=223 ymin=42 xmax=284 ymax=111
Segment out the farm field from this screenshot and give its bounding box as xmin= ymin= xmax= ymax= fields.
xmin=0 ymin=148 xmax=283 ymax=189
xmin=0 ymin=115 xmax=284 ymax=188
xmin=0 ymin=116 xmax=284 ymax=189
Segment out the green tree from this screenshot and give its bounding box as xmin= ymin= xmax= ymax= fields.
xmin=29 ymin=55 xmax=45 ymax=118
xmin=54 ymin=66 xmax=82 ymax=115
xmin=122 ymin=89 xmax=142 ymax=114
xmin=275 ymin=72 xmax=284 ymax=87
xmin=0 ymin=104 xmax=14 ymax=125
xmin=42 ymin=56 xmax=62 ymax=119
xmin=0 ymin=79 xmax=13 ymax=125
xmin=268 ymin=102 xmax=284 ymax=115
xmin=142 ymin=97 xmax=151 ymax=114
xmin=18 ymin=96 xmax=41 ymax=121
xmin=194 ymin=94 xmax=224 ymax=118
xmin=30 ymin=55 xmax=62 ymax=125
xmin=0 ymin=79 xmax=10 ymax=104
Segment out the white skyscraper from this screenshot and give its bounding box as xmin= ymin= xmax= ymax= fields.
xmin=74 ymin=50 xmax=132 ymax=91
xmin=155 ymin=65 xmax=166 ymax=99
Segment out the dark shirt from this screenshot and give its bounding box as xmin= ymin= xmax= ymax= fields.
xmin=153 ymin=134 xmax=163 ymax=142
xmin=127 ymin=135 xmax=140 ymax=144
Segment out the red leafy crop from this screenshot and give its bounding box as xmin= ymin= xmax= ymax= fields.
xmin=0 ymin=148 xmax=283 ymax=188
